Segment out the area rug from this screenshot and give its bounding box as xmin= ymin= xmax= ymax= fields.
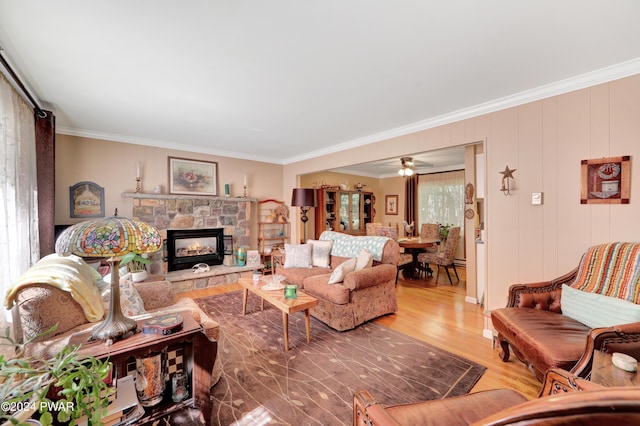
xmin=197 ymin=291 xmax=486 ymax=426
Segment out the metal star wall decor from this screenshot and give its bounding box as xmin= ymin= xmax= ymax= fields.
xmin=500 ymin=165 xmax=516 ymax=195
xmin=500 ymin=165 xmax=516 ymax=180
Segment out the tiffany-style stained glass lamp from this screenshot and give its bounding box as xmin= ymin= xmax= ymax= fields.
xmin=55 ymin=209 xmax=162 ymax=342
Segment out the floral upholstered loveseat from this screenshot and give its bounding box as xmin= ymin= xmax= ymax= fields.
xmin=275 ymin=231 xmax=399 ymax=331
xmin=5 ymin=254 xmax=222 ymax=385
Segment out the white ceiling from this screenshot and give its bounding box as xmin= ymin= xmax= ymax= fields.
xmin=1 ymin=1 xmax=639 ymax=167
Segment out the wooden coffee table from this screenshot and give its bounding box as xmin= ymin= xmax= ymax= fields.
xmin=238 ymin=278 xmax=318 ymax=351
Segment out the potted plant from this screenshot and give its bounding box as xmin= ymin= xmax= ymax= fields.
xmin=120 ymin=252 xmax=152 ymax=282
xmin=438 ymin=223 xmax=453 ymax=241
xmin=0 ymin=327 xmax=113 ymax=426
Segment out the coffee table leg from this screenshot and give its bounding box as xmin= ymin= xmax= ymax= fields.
xmin=282 ymin=311 xmax=289 ymax=351
xmin=242 ymin=288 xmax=248 ymax=315
xmin=304 ymin=309 xmax=312 ymax=343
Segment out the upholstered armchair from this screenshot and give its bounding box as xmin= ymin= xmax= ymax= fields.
xmin=353 ymin=380 xmax=640 ymax=425
xmin=417 ymin=226 xmax=460 ymax=284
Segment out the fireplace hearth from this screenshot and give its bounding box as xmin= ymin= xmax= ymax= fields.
xmin=166 ymin=228 xmax=224 ymax=271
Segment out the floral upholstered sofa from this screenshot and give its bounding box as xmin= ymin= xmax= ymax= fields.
xmin=275 ymin=231 xmax=399 ymax=331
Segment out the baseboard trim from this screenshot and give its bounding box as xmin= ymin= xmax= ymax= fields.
xmin=464 ymin=296 xmax=478 ymax=304
xmin=482 ymin=328 xmax=494 ymax=341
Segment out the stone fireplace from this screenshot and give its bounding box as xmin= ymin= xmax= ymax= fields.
xmin=124 ymin=193 xmax=260 ymax=290
xmin=166 ymin=227 xmax=225 ymax=271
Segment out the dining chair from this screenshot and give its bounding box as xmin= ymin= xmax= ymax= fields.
xmin=367 ymin=225 xmax=412 ymax=284
xmin=417 ymin=226 xmax=460 ymax=284
xmin=419 ymin=223 xmax=440 ymax=253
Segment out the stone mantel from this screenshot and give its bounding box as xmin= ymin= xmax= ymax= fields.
xmin=122 ymin=192 xmax=258 ymax=288
xmin=122 ymin=192 xmax=258 ymax=202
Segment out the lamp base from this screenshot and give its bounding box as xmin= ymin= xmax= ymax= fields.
xmin=90 ymin=315 xmax=137 ymax=344
xmin=90 ymin=256 xmax=137 ymax=344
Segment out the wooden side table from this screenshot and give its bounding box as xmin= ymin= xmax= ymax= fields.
xmin=591 ymin=351 xmax=640 ymax=387
xmin=71 ymin=312 xmax=216 ymax=424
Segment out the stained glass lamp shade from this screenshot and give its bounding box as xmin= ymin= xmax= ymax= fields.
xmin=55 ymin=212 xmax=162 ymax=342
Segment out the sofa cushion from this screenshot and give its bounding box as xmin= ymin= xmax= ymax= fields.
xmin=491 ymin=308 xmax=591 ymax=373
xmin=328 ymin=258 xmax=357 ymax=284
xmin=303 ymin=275 xmax=350 ymax=305
xmin=309 ymin=239 xmax=333 ymax=268
xmin=561 ymin=284 xmax=640 ymax=328
xmin=355 ymin=249 xmax=373 ymax=270
xmin=101 ymin=275 xmax=148 ymax=316
xmin=284 ymin=243 xmax=313 ymax=268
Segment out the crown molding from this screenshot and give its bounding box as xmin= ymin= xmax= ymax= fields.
xmin=57 ymin=58 xmax=640 ymax=166
xmin=284 ymin=58 xmax=640 ymax=164
xmin=55 ymin=126 xmax=284 ymax=164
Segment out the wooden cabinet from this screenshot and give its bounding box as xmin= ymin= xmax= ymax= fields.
xmin=315 ymin=189 xmax=374 ymax=239
xmin=72 ymin=313 xmax=216 ymax=425
xmin=258 ymin=200 xmax=289 ymax=274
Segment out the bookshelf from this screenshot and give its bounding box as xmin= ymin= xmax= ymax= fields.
xmin=258 ymin=199 xmax=290 ymax=274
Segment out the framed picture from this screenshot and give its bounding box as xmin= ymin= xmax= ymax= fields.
xmin=168 ymin=157 xmax=218 ymax=196
xmin=246 ymin=250 xmax=260 ymax=266
xmin=580 ymin=156 xmax=630 ymax=204
xmin=70 ymin=181 xmax=105 ymax=218
xmin=385 ymin=195 xmax=399 ymax=215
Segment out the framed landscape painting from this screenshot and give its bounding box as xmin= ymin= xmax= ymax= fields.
xmin=168 ymin=157 xmax=218 ymax=196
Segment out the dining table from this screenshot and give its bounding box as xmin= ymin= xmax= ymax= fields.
xmin=398 ymin=237 xmax=440 ymax=279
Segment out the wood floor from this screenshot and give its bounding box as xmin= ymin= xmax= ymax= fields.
xmin=178 ymin=266 xmax=542 ymax=400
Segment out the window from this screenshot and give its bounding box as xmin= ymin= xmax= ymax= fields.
xmin=417 ymin=170 xmax=464 ymax=256
xmin=0 ymin=72 xmax=39 ymax=323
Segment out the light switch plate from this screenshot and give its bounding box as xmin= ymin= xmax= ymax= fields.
xmin=532 ymin=192 xmax=543 ymax=205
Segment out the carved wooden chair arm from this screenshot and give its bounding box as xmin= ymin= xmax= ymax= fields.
xmin=571 ymin=322 xmax=640 ymax=378
xmin=353 ymin=390 xmax=401 ymax=426
xmin=505 ymin=267 xmax=578 ymax=308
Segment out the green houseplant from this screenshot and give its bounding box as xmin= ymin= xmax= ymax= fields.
xmin=438 ymin=223 xmax=453 ymax=240
xmin=120 ymin=252 xmax=152 ymax=282
xmin=0 ymin=327 xmax=113 ymax=426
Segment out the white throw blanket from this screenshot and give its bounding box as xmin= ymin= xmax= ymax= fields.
xmin=5 ymin=253 xmax=105 ymax=322
xmin=319 ymin=231 xmax=389 ymax=261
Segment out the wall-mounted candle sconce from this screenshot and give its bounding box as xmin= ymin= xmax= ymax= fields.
xmin=500 ymin=165 xmax=516 ymax=196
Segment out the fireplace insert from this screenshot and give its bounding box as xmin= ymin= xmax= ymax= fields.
xmin=166 ymin=228 xmax=224 ymax=271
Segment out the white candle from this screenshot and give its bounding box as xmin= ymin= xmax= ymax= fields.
xmin=136 ymin=161 xmax=141 ymax=179
xmin=243 ymin=175 xmax=248 ymax=186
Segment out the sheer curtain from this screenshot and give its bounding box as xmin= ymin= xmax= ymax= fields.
xmin=417 ymin=170 xmax=465 ymax=258
xmin=0 ymin=72 xmax=40 ymax=321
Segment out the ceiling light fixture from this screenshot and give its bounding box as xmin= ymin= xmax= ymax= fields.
xmin=398 ymin=157 xmax=415 ymax=177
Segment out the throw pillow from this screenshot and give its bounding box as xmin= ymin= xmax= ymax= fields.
xmin=354 ymin=248 xmax=373 ymax=270
xmin=283 ymin=243 xmax=313 ymax=269
xmin=308 ymin=239 xmax=334 ymax=268
xmin=102 ymin=275 xmax=148 ymax=317
xmin=328 ymin=258 xmax=357 ymax=284
xmin=561 ymin=284 xmax=640 ymax=329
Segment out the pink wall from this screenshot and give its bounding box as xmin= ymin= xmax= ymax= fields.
xmin=284 ymin=74 xmax=640 ymax=315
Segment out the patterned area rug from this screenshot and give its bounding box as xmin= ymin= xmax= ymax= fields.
xmin=197 ymin=291 xmax=486 ymax=426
